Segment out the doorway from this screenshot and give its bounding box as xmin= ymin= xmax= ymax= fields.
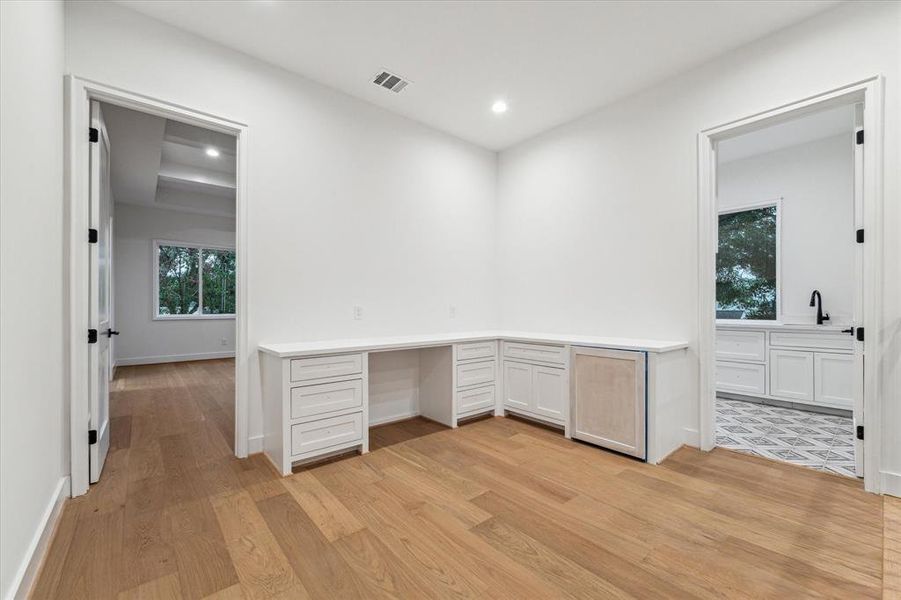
xmin=697 ymin=79 xmax=885 ymax=492
xmin=67 ymin=78 xmax=249 ymax=496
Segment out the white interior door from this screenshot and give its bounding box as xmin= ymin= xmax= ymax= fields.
xmin=852 ymin=102 xmax=864 ymax=478
xmin=89 ymin=100 xmax=112 ymax=483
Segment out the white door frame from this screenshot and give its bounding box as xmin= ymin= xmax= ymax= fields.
xmin=65 ymin=76 xmax=250 ymax=496
xmin=697 ymin=76 xmax=885 ymax=493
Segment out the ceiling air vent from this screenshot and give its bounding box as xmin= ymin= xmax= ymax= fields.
xmin=373 ymin=70 xmax=409 ymax=93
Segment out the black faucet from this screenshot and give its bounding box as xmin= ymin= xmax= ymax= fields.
xmin=809 ymin=290 xmax=830 ymax=325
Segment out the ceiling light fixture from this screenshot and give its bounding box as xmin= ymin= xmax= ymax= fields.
xmin=205 ymin=147 xmax=220 ymax=158
xmin=491 ymin=100 xmax=508 ymax=114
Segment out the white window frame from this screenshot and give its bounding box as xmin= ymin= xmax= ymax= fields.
xmin=715 ymin=197 xmax=782 ymax=325
xmin=152 ymin=239 xmax=236 ymax=320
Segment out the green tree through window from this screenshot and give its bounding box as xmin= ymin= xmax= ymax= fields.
xmin=157 ymin=244 xmax=235 ymax=316
xmin=716 ymin=205 xmax=777 ymax=320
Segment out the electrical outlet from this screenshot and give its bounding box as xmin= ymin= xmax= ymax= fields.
xmin=353 ymin=305 xmax=363 ymax=320
xmin=448 ymin=305 xmax=457 ymax=319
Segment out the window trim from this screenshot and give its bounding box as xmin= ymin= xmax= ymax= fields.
xmin=715 ymin=198 xmax=782 ymax=324
xmin=152 ymin=239 xmax=236 ymax=321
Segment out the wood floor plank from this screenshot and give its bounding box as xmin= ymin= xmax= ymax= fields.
xmin=31 ymin=360 xmax=887 ymax=599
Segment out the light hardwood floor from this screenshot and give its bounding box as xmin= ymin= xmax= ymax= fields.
xmin=32 ymin=359 xmax=893 ymax=599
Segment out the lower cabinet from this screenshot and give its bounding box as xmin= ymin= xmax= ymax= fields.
xmin=769 ymin=349 xmax=814 ymax=403
xmin=502 ymin=360 xmax=567 ymax=424
xmin=814 ymin=352 xmax=854 ymax=409
xmin=570 ymin=346 xmax=646 ymax=460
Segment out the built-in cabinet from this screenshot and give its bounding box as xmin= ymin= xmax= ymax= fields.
xmin=715 ymin=325 xmax=855 ymax=410
xmin=501 ymin=341 xmax=568 ymax=429
xmin=453 ymin=340 xmax=498 ymax=423
xmin=570 ymin=347 xmax=646 ymax=460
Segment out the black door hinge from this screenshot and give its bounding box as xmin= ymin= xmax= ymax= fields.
xmin=88 ymin=228 xmax=98 ymax=243
xmin=89 ymin=127 xmax=99 ymax=143
xmin=856 ymin=425 xmax=864 ymax=441
xmin=88 ymin=429 xmax=98 ymax=445
xmin=856 ymin=229 xmax=864 ymax=243
xmin=88 ymin=329 xmax=98 ymax=344
xmin=856 ymin=327 xmax=865 ymax=342
xmin=856 ymin=129 xmax=864 ymax=145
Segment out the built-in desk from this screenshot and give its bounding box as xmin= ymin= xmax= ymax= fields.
xmin=259 ymin=331 xmax=690 ymax=475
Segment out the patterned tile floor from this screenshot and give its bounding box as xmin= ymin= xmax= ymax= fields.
xmin=716 ymin=397 xmax=858 ymax=478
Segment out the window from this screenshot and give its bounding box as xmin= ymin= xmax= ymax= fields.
xmin=716 ymin=203 xmax=779 ymax=321
xmin=154 ymin=241 xmax=235 ymax=319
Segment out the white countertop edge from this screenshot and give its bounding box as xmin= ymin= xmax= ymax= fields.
xmin=258 ymin=330 xmax=690 ymax=358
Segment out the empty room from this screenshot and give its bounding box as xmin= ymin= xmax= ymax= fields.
xmin=0 ymin=1 xmax=898 ymax=599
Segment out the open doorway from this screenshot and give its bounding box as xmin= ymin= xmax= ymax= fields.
xmin=708 ymin=101 xmax=864 ymax=479
xmin=85 ymin=100 xmax=238 ymax=484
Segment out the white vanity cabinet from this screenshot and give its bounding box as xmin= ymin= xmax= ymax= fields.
xmin=715 ymin=325 xmax=855 ymax=411
xmin=501 ymin=341 xmax=569 ymax=430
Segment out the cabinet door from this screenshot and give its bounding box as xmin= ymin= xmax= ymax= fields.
xmin=814 ymin=352 xmax=854 ymax=409
xmin=571 ymin=347 xmax=646 ymax=459
xmin=531 ymin=365 xmax=567 ymax=422
xmin=769 ymin=350 xmax=814 ymax=403
xmin=503 ymin=361 xmax=532 ymax=411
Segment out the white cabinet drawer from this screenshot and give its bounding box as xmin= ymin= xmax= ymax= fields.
xmin=502 ymin=341 xmax=566 ymax=365
xmin=290 ymin=353 xmax=362 ymax=382
xmin=290 ymin=379 xmax=362 ymax=420
xmin=456 ymin=360 xmax=496 ymax=389
xmin=715 ymin=330 xmax=765 ymax=362
xmin=770 ymin=350 xmax=814 ymax=403
xmin=456 ymin=385 xmax=495 ymax=416
xmin=456 ymin=340 xmax=497 ymax=362
xmin=715 ymin=361 xmax=766 ymax=395
xmin=769 ymin=331 xmax=853 ymax=352
xmin=290 ymin=412 xmax=362 ymax=457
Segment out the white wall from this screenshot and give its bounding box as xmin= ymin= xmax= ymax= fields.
xmin=114 ymin=203 xmax=236 ymax=365
xmin=368 ymin=350 xmax=421 ymax=426
xmin=718 ymin=134 xmax=855 ymax=325
xmin=65 ymin=1 xmax=499 ymax=447
xmin=497 ymin=2 xmax=899 ymax=477
xmin=0 ymin=2 xmax=67 ymax=599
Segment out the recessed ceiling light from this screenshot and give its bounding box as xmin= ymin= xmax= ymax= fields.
xmin=205 ymin=147 xmax=220 ymax=158
xmin=491 ymin=100 xmax=508 ymax=114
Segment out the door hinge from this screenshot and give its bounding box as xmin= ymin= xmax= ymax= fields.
xmin=88 ymin=228 xmax=98 ymax=243
xmin=856 ymin=229 xmax=864 ymax=243
xmin=88 ymin=429 xmax=98 ymax=445
xmin=89 ymin=127 xmax=99 ymax=143
xmin=88 ymin=329 xmax=98 ymax=344
xmin=856 ymin=327 xmax=865 ymax=342
xmin=856 ymin=425 xmax=864 ymax=441
xmin=856 ymin=129 xmax=864 ymax=145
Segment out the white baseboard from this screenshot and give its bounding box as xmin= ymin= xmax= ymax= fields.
xmin=369 ymin=411 xmax=419 ymax=427
xmin=8 ymin=476 xmax=69 ymax=600
xmin=683 ymin=427 xmax=700 ymax=448
xmin=116 ymin=350 xmax=235 ymax=366
xmin=248 ymin=434 xmax=264 ymax=455
xmin=882 ymin=470 xmax=901 ymax=498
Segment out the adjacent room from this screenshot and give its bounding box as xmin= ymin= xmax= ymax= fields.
xmin=1 ymin=1 xmax=899 ymax=599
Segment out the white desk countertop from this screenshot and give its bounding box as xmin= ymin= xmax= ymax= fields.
xmin=258 ymin=330 xmax=690 ymax=358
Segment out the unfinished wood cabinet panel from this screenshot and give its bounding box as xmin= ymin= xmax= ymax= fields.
xmin=571 ymin=347 xmax=646 ymax=459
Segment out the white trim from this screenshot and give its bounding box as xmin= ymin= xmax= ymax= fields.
xmin=368 ymin=412 xmax=421 ymax=427
xmin=697 ymin=77 xmax=884 ymax=494
xmin=66 ymin=76 xmax=251 ymax=497
xmin=152 ymin=239 xmax=236 ymax=320
xmin=7 ymin=477 xmax=69 ymax=600
xmin=683 ymin=427 xmax=700 ymax=448
xmin=881 ymin=471 xmax=901 ymax=498
xmin=715 ymin=197 xmax=783 ymax=323
xmin=248 ymin=434 xmax=264 ymax=455
xmin=115 ymin=351 xmax=236 ymax=366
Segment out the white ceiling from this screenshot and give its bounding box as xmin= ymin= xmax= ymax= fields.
xmin=718 ymin=104 xmax=856 ymax=164
xmin=101 ymin=102 xmax=237 ymax=218
xmin=115 ymin=0 xmax=841 ymax=150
